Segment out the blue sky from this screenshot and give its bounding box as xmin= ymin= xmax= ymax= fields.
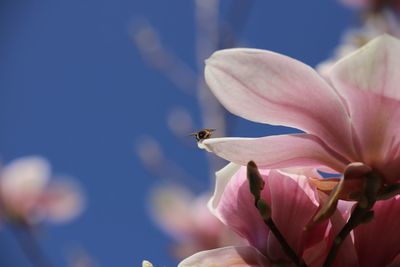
xmin=0 ymin=1 xmax=354 ymax=266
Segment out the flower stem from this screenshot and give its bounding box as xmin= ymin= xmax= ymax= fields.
xmin=247 ymin=161 xmax=308 ymax=267
xmin=262 ymin=216 xmax=308 ymax=267
xmin=323 ymin=205 xmax=367 ymax=267
xmin=10 ymin=223 xmax=55 ymax=267
xmin=323 ymin=170 xmax=380 ymax=267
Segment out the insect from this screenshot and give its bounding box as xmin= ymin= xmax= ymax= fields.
xmin=189 ymin=128 xmax=215 ymax=142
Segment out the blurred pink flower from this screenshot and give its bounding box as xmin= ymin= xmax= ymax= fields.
xmin=178 ymin=164 xmax=356 ymax=267
xmin=0 ymin=156 xmax=84 ymax=225
xmin=340 ymin=0 xmax=369 ymax=7
xmin=318 ymin=11 xmax=400 ymax=76
xmin=149 ymin=185 xmax=244 ymax=259
xmin=340 ymin=0 xmax=400 ymax=10
xmin=200 ymin=34 xmax=400 ymax=187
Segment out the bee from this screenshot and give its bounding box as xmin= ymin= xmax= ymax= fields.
xmin=189 ymin=128 xmax=215 ymax=142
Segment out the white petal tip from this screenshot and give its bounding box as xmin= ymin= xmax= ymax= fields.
xmin=142 ymin=260 xmax=153 ymax=267
xmin=197 ymin=141 xmax=211 ymax=152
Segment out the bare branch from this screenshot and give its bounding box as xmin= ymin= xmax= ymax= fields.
xmin=131 ymin=19 xmax=197 ymax=95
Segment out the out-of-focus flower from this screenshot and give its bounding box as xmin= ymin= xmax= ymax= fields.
xmin=179 ymin=164 xmax=356 ymax=267
xmin=149 ymin=185 xmax=244 ymax=259
xmin=200 ymin=35 xmax=400 ymax=200
xmin=0 ymin=156 xmax=84 ymax=225
xmin=340 ymin=0 xmax=370 ymax=7
xmin=318 ymin=11 xmax=400 ymax=75
xmin=68 ymin=248 xmax=97 ymax=267
xmin=142 ymin=260 xmax=153 ymax=267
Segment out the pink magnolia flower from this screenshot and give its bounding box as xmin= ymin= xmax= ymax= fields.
xmin=200 ymin=34 xmax=400 ymax=192
xmin=178 ymin=164 xmax=400 ymax=267
xmin=178 ymin=164 xmax=357 ymax=267
xmin=0 ymin=156 xmax=84 ymax=225
xmin=150 ymin=185 xmax=243 ymax=259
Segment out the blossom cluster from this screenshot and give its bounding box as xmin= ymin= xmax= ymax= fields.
xmin=0 ymin=156 xmax=84 ymax=226
xmin=176 ymin=34 xmax=400 ymax=267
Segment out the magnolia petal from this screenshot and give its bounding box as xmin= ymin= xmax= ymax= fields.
xmin=353 ymin=195 xmax=400 ymax=267
xmin=304 ymin=193 xmax=358 ymax=267
xmin=201 ymin=134 xmax=348 ymax=173
xmin=327 ymin=84 xmax=400 ymax=183
xmin=330 ymin=35 xmax=400 ymax=101
xmin=212 ymin=166 xmax=271 ymax=252
xmin=208 ymin=163 xmax=241 ymax=216
xmin=178 ymin=246 xmax=270 ymax=267
xmin=329 ymin=35 xmax=400 ymax=182
xmin=212 ymin=166 xmax=324 ymax=262
xmin=265 ymin=170 xmax=321 ymax=261
xmin=205 ymin=48 xmax=356 ymax=161
xmin=357 ymin=93 xmax=400 ymax=184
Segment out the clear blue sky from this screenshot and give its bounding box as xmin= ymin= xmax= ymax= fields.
xmin=0 ymin=1 xmax=354 ymax=266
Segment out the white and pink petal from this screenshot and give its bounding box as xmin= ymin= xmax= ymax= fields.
xmin=178 ymin=246 xmax=271 ymax=267
xmin=211 ymin=164 xmax=326 ymax=262
xmin=330 ymin=35 xmax=400 ymax=101
xmin=205 ymin=48 xmax=357 ymax=161
xmin=200 ymin=134 xmax=349 ymax=173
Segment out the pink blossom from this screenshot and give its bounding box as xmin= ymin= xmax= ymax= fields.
xmin=178 ymin=164 xmax=357 ymax=267
xmin=178 ymin=165 xmax=400 ymax=266
xmin=0 ymin=156 xmax=84 ymax=225
xmin=149 ymin=185 xmax=243 ymax=259
xmin=200 ymin=34 xmax=400 ymax=189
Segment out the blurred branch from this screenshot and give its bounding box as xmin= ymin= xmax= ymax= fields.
xmin=220 ymin=0 xmax=255 ymax=48
xmin=10 ymin=223 xmax=54 ymax=267
xmin=132 ymin=0 xmax=254 ymax=183
xmin=195 ymin=0 xmax=254 ymax=175
xmin=131 ymin=19 xmax=198 ymax=95
xmin=195 ymin=0 xmax=227 ymax=175
xmin=135 ymin=136 xmax=201 ymax=189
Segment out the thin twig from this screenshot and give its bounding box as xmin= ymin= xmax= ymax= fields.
xmin=263 ymin=217 xmax=308 ymax=267
xmin=10 ymin=223 xmax=55 ymax=267
xmin=247 ymin=161 xmax=308 ymax=267
xmin=131 ymin=19 xmax=198 ymax=95
xmin=135 ymin=136 xmax=202 ymax=189
xmin=219 ymin=0 xmax=254 ymax=48
xmin=195 ymin=0 xmax=226 ymax=176
xmin=323 ymin=205 xmax=366 ymax=267
xmin=323 ymin=171 xmax=380 ymax=267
